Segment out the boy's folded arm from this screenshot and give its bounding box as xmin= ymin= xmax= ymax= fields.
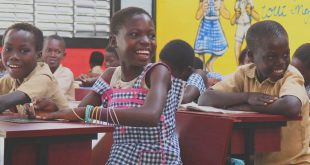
xmin=0 ymin=91 xmax=30 ymax=112
xmin=198 ymin=89 xmax=248 ymax=108
xmin=243 ymin=95 xmax=302 ymax=117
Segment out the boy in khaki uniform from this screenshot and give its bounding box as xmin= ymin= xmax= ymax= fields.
xmin=0 ymin=23 xmax=68 ymax=113
xmin=198 ymin=20 xmax=310 ymax=164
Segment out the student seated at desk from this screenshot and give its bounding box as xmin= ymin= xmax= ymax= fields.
xmin=0 ymin=23 xmax=68 ymax=113
xmin=42 ymin=34 xmax=75 ymax=101
xmin=198 ymin=20 xmax=310 ymax=165
xmin=291 ymin=43 xmax=310 ymax=99
xmin=159 ymin=39 xmax=208 ymax=104
xmin=78 ymin=47 xmax=120 ymax=87
xmin=27 ymin=7 xmax=184 ymax=164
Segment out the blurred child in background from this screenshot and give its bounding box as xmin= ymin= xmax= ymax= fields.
xmin=160 ymin=39 xmax=208 ymax=103
xmin=42 ymin=34 xmax=75 ymax=101
xmin=291 ymin=43 xmax=310 ymax=98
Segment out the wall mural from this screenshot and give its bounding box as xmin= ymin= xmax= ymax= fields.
xmin=157 ymin=0 xmax=310 ymax=74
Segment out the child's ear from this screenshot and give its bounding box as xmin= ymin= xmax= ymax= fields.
xmin=109 ymin=35 xmax=117 ymax=48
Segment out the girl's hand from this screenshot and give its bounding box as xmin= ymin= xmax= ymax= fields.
xmin=35 ymin=107 xmax=85 ymax=121
xmin=247 ymin=93 xmax=278 ymax=106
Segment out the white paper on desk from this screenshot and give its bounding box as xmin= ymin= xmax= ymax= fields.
xmin=0 ymin=137 xmax=4 ymax=165
xmin=180 ymin=102 xmax=256 ymax=114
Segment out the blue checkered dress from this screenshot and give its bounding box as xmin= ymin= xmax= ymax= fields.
xmin=186 ymin=73 xmax=207 ymax=94
xmin=194 ymin=0 xmax=228 ymax=56
xmin=92 ymin=63 xmax=184 ymax=165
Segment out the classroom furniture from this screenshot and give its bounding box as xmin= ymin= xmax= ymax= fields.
xmin=75 ymin=87 xmax=92 ymax=101
xmin=91 ymin=132 xmax=113 ymax=165
xmin=176 ymin=110 xmax=300 ymax=165
xmin=0 ymin=118 xmax=114 ymax=165
xmin=176 ymin=112 xmax=233 ymax=165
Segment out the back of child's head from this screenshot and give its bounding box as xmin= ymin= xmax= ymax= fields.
xmin=160 ymin=39 xmax=194 ymax=69
xmin=44 ymin=34 xmax=66 ymax=50
xmin=246 ymin=20 xmax=288 ymax=53
xmin=159 ymin=39 xmax=195 ymax=80
xmin=90 ymin=51 xmax=104 ymax=67
xmin=110 ymin=7 xmax=152 ymax=35
xmin=293 ymin=43 xmax=310 ymax=68
xmin=2 ymin=22 xmax=43 ymax=52
xmin=193 ymin=57 xmax=204 ymax=69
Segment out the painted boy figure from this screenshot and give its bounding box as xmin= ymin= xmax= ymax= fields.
xmin=198 ymin=20 xmax=310 ymax=164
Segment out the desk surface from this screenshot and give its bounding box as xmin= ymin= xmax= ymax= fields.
xmin=0 ymin=121 xmax=114 ymax=138
xmin=177 ymin=110 xmax=301 ymax=123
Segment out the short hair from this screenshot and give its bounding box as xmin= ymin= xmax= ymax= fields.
xmin=105 ymin=46 xmax=118 ymax=59
xmin=110 ymin=7 xmax=152 ymax=35
xmin=293 ymin=43 xmax=310 ymax=69
xmin=159 ymin=39 xmax=194 ymax=70
xmin=44 ymin=34 xmax=66 ymax=49
xmin=246 ymin=20 xmax=288 ymax=52
xmin=90 ymin=51 xmax=104 ymax=66
xmin=193 ymin=57 xmax=203 ymax=69
xmin=2 ymin=22 xmax=43 ymax=52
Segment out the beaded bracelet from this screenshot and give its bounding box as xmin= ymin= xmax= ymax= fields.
xmin=85 ymin=105 xmax=93 ymax=123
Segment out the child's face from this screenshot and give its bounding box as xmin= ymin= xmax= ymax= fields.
xmin=1 ymin=29 xmax=38 ymax=80
xmin=42 ymin=39 xmax=65 ymax=70
xmin=113 ymin=13 xmax=156 ymax=67
xmin=252 ymin=37 xmax=290 ymax=82
xmin=291 ymin=57 xmax=310 ymax=85
xmin=105 ymin=52 xmax=119 ymax=68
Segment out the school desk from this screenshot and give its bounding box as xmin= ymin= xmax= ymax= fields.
xmin=0 ymin=116 xmax=114 ymax=165
xmin=176 ymin=110 xmax=301 ymax=165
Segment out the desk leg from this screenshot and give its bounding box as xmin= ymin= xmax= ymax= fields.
xmin=244 ymin=128 xmax=255 ymax=165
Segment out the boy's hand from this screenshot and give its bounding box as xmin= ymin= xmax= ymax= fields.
xmin=247 ymin=93 xmax=278 ymax=106
xmin=32 ymin=97 xmax=59 ymax=112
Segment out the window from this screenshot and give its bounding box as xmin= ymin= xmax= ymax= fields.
xmin=0 ymin=0 xmax=110 ymax=38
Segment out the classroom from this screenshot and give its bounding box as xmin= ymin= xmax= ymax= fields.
xmin=0 ymin=0 xmax=310 ymax=165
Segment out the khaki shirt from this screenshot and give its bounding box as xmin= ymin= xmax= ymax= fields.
xmin=54 ymin=64 xmax=75 ymax=101
xmin=0 ymin=62 xmax=69 ymax=112
xmin=213 ymin=64 xmax=310 ymax=165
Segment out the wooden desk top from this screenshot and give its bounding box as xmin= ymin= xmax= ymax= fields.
xmin=0 ymin=121 xmax=114 ymax=138
xmin=177 ymin=110 xmax=301 ymax=123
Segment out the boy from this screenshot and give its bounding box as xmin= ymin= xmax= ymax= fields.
xmin=0 ymin=23 xmax=68 ymax=113
xmin=291 ymin=43 xmax=310 ymax=98
xmin=159 ymin=39 xmax=207 ymax=103
xmin=42 ymin=34 xmax=75 ymax=101
xmin=198 ymin=20 xmax=310 ymax=164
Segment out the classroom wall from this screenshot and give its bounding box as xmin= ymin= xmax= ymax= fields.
xmin=156 ymin=0 xmax=310 ymax=75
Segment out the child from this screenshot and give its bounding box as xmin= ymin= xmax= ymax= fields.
xmin=105 ymin=46 xmax=120 ymax=68
xmin=29 ymin=7 xmax=183 ymax=164
xmin=0 ymin=23 xmax=68 ymax=113
xmin=238 ymin=47 xmax=252 ymax=65
xmin=159 ymin=39 xmax=207 ymax=103
xmin=42 ymin=34 xmax=75 ymax=101
xmin=89 ymin=51 xmax=104 ymax=76
xmin=291 ymin=43 xmax=310 ymax=98
xmin=198 ymin=20 xmax=310 ymax=165
xmin=0 ymin=57 xmax=7 ymax=78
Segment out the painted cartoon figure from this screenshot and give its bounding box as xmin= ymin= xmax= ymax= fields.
xmin=231 ymin=0 xmax=259 ymax=61
xmin=194 ymin=0 xmax=230 ymax=72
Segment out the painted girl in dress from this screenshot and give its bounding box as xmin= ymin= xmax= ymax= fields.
xmin=194 ymin=0 xmax=230 ymax=71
